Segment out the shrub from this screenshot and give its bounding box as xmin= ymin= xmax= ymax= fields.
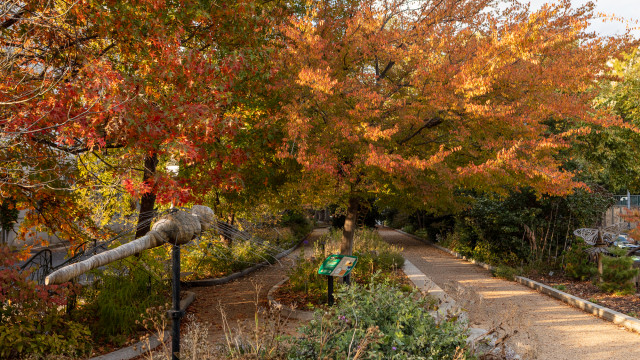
xmin=0 ymin=246 xmax=92 ymax=358
xmin=598 ymin=247 xmax=639 ymax=295
xmin=563 ymin=242 xmax=597 ymax=281
xmin=413 ymin=228 xmax=430 ymax=240
xmin=430 ymin=188 xmax=613 ymax=269
xmin=289 ymin=280 xmax=472 ymax=359
xmin=285 ymin=228 xmax=405 ymax=306
xmin=78 ymin=249 xmax=168 ymax=344
xmin=182 ymin=218 xmax=307 ymax=281
xmin=493 ymin=265 xmax=521 ymax=281
xmin=401 ymin=224 xmax=415 ymax=234
xmin=280 ymin=210 xmax=313 ymax=240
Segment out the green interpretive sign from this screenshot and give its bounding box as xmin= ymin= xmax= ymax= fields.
xmin=318 ymin=254 xmax=358 ymax=277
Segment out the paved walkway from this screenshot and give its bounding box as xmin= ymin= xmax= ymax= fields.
xmin=379 ymin=228 xmax=640 ymax=360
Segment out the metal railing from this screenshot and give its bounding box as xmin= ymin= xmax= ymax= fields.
xmin=613 ymin=194 xmax=640 ymax=207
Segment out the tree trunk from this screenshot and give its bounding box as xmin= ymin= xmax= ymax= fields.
xmin=340 ymin=197 xmax=359 ymax=255
xmin=135 ymin=153 xmax=159 ymax=239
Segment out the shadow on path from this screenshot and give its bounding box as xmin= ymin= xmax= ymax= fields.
xmin=379 ymin=228 xmax=640 ymax=360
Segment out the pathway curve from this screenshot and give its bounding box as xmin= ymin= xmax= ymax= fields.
xmin=379 ymin=228 xmax=640 ymax=360
xmin=181 ymin=228 xmax=327 ymax=343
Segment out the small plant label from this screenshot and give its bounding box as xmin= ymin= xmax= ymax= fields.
xmin=318 ymin=254 xmax=358 ymax=277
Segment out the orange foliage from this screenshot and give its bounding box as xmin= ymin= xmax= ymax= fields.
xmin=272 ymin=0 xmax=637 ymax=209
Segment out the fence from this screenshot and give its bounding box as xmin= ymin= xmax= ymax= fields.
xmin=613 ymin=195 xmax=640 ymax=208
xmin=605 ymin=194 xmax=640 ymax=229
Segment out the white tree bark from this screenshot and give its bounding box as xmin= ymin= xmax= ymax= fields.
xmin=45 ymin=206 xmax=214 ymax=285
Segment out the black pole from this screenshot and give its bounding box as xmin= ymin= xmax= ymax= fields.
xmin=170 ymin=243 xmax=182 ymax=360
xmin=344 ymin=274 xmax=350 ymax=286
xmin=328 ymin=275 xmax=334 ymax=306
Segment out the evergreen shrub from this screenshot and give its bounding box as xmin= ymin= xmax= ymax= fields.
xmin=563 ymin=243 xmax=597 ymax=281
xmin=598 ymin=247 xmax=639 ymax=295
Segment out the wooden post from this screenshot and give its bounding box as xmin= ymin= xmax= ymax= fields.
xmin=597 ymin=252 xmax=603 ymax=283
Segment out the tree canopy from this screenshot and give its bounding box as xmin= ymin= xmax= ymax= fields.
xmin=1 ymin=0 xmax=637 ymax=251
xmin=271 ymin=0 xmax=636 ymax=253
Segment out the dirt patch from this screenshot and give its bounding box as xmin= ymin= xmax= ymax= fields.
xmin=526 ymin=272 xmax=640 ymax=317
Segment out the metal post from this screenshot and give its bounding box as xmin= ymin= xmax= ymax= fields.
xmin=628 ymin=190 xmax=632 ymax=229
xmin=344 ymin=274 xmax=350 ymax=286
xmin=169 ymin=244 xmax=182 ymax=360
xmin=327 ymin=276 xmax=334 ymax=306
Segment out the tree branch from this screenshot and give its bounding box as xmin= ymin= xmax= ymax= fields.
xmin=33 ymin=137 xmax=124 ymax=155
xmin=378 ymin=60 xmax=395 ymax=80
xmin=398 ymin=117 xmax=444 ymax=145
xmin=1 ymin=9 xmax=25 ymax=30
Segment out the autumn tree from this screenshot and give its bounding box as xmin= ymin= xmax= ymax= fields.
xmin=273 ymin=0 xmax=636 ymax=254
xmin=0 ymin=0 xmax=286 ymax=246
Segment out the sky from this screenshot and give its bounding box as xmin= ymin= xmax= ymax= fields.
xmin=526 ymin=0 xmax=640 ymax=38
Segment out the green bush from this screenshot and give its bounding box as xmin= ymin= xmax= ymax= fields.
xmin=0 ymin=246 xmax=92 ymax=359
xmin=79 ymin=250 xmax=168 ymax=344
xmin=413 ymin=228 xmax=430 ymax=240
xmin=493 ymin=265 xmax=521 ymax=281
xmin=280 ymin=210 xmax=313 ymax=239
xmin=429 ymin=188 xmax=613 ymax=269
xmin=289 ymin=280 xmax=472 ymax=359
xmin=563 ymin=243 xmax=597 ymax=281
xmin=401 ymin=224 xmax=415 ymax=234
xmin=598 ymin=248 xmax=639 ymax=295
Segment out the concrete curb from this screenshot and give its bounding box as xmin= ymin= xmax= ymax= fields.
xmin=394 ymin=228 xmax=640 ymax=335
xmin=184 ymin=232 xmax=311 ymax=288
xmin=514 ymin=276 xmax=640 ymax=334
xmin=402 ymin=259 xmax=465 ymax=322
xmin=265 ymin=259 xmax=466 ymax=323
xmin=267 ymin=277 xmax=315 ymax=321
xmin=393 ymin=229 xmax=496 ymax=272
xmin=89 ymin=291 xmax=196 ymax=360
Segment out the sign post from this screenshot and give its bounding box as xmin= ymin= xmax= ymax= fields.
xmin=318 ymin=254 xmax=357 ymax=306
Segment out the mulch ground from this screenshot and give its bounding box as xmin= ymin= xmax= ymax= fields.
xmin=526 ymin=271 xmax=640 ymax=317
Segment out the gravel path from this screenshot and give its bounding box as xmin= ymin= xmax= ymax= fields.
xmin=182 ymin=228 xmax=327 ymax=344
xmin=379 ymin=228 xmax=640 ymax=360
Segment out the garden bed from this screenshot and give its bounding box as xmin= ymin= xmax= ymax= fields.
xmin=526 ymin=271 xmax=640 ymax=317
xmin=269 ymin=228 xmax=409 ymax=311
xmin=272 ymin=268 xmax=411 ymax=311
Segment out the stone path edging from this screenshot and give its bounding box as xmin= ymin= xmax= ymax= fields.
xmin=515 ymin=276 xmax=640 ymax=333
xmin=265 ymin=261 xmax=466 ymax=322
xmin=89 ymin=291 xmax=196 ymax=360
xmin=267 ymin=278 xmax=314 ymax=321
xmin=184 ymin=234 xmax=310 ymax=288
xmin=394 ymin=228 xmax=640 ymax=334
xmin=402 ymin=259 xmax=466 ymax=322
